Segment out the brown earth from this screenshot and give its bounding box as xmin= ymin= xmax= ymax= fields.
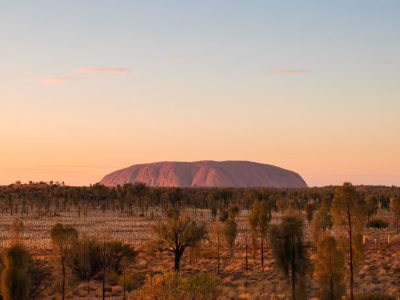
xmin=0 ymin=209 xmax=399 ymax=299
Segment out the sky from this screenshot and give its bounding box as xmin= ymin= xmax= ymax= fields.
xmin=0 ymin=1 xmax=399 ymax=187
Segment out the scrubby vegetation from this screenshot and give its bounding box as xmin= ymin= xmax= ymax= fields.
xmin=0 ymin=181 xmax=399 ymax=298
xmin=367 ymin=219 xmax=389 ymax=229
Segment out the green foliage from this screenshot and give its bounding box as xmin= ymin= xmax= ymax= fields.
xmin=367 ymin=219 xmax=389 ymax=229
xmin=332 ymin=183 xmax=366 ymax=300
xmin=269 ymin=214 xmax=309 ymax=300
xmin=50 ymin=223 xmax=79 ymax=254
xmin=135 ymin=271 xmax=221 ymax=300
xmin=69 ymin=236 xmax=102 ymax=280
xmin=0 ymin=244 xmax=31 ymax=300
xmin=311 ymin=203 xmax=333 ymax=247
xmin=69 ymin=237 xmax=137 ymax=279
xmin=222 ymin=218 xmax=238 ymax=256
xmin=249 ymin=201 xmax=272 ymax=238
xmin=249 ymin=200 xmax=272 ymax=266
xmin=184 ymin=272 xmax=221 ymax=300
xmin=105 ymin=241 xmax=138 ymax=274
xmin=227 ymin=204 xmax=239 ymax=220
xmin=332 ymin=183 xmax=366 ymax=235
xmin=365 ymin=196 xmax=379 ymax=221
xmin=305 ymin=203 xmax=315 ymax=223
xmin=152 ymin=213 xmax=207 ymax=272
xmin=50 ymin=223 xmax=78 ymax=300
xmin=314 ymin=235 xmax=346 ymax=300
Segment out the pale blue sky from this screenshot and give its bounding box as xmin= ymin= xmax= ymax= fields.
xmin=0 ymin=1 xmax=399 ymax=186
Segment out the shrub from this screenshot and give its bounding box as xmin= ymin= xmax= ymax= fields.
xmin=0 ymin=244 xmax=31 ymax=300
xmin=69 ymin=238 xmax=137 ymax=279
xmin=69 ymin=236 xmax=102 ymax=280
xmin=367 ymin=219 xmax=389 ymax=229
xmin=135 ymin=271 xmax=221 ymax=300
xmin=118 ymin=275 xmax=140 ymax=292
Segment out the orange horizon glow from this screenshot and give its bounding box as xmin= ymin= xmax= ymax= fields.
xmin=1 ymin=1 xmax=399 ymax=187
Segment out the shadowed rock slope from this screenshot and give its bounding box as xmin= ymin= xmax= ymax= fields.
xmin=100 ymin=161 xmax=307 ymax=188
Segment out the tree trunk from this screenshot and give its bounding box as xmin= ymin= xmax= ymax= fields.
xmin=330 ymin=252 xmax=334 ymax=300
xmin=102 ymin=266 xmax=106 ymax=300
xmin=61 ymin=257 xmax=65 ymax=300
xmin=87 ymin=276 xmax=90 ymax=296
xmin=217 ymin=232 xmax=220 ymax=275
xmin=291 ymin=270 xmax=296 ymax=300
xmin=245 ymin=237 xmax=248 ymax=271
xmin=252 ymin=236 xmax=256 ymax=260
xmin=123 ymin=269 xmax=126 ymax=300
xmin=348 ymin=207 xmax=354 ymax=300
xmin=174 ymin=250 xmax=183 ymax=272
xmin=261 ymin=236 xmax=264 ymax=268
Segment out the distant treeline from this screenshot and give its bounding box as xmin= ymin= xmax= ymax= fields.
xmin=0 ymin=182 xmax=398 ymax=217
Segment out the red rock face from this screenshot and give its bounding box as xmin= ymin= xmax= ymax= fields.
xmin=100 ymin=161 xmax=307 ymax=188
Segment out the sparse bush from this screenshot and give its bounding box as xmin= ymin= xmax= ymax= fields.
xmin=117 ymin=275 xmax=137 ymax=292
xmin=367 ymin=219 xmax=389 ymax=229
xmin=135 ymin=271 xmax=221 ymax=300
xmin=69 ymin=236 xmax=102 ymax=280
xmin=269 ymin=214 xmax=309 ymax=300
xmin=50 ymin=223 xmax=78 ymax=300
xmin=314 ymin=235 xmax=345 ymax=300
xmin=222 ymin=218 xmax=237 ymax=257
xmin=0 ymin=244 xmax=31 ymax=300
xmin=249 ymin=200 xmax=272 ymax=267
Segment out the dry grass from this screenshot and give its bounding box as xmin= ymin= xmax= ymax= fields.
xmin=0 ymin=209 xmax=399 ymax=299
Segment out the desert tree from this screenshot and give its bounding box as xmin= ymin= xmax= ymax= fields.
xmin=68 ymin=235 xmax=136 ymax=299
xmin=132 ymin=182 xmax=149 ymax=215
xmin=222 ymin=218 xmax=238 ymax=257
xmin=29 ymin=258 xmax=53 ymax=299
xmin=120 ymin=257 xmax=129 ymax=300
xmin=100 ymin=238 xmax=137 ymax=300
xmin=69 ymin=235 xmax=100 ymax=296
xmin=210 ymin=202 xmax=218 ymax=221
xmin=305 ymin=202 xmax=315 ymax=225
xmin=365 ymin=195 xmax=378 ymax=224
xmin=276 ymin=196 xmax=289 ymax=215
xmin=311 ymin=203 xmax=333 ymax=248
xmin=314 ymin=234 xmax=346 ymax=300
xmin=390 ymin=196 xmax=400 ymax=234
xmin=242 ymin=225 xmax=250 ymax=271
xmin=331 ymin=183 xmax=366 ymax=300
xmin=227 ymin=203 xmax=240 ymax=220
xmin=248 ymin=200 xmax=272 ymax=267
xmin=269 ymin=214 xmax=309 ymax=300
xmin=50 ymin=223 xmax=78 ymax=300
xmin=208 ymin=221 xmax=222 ymax=274
xmin=0 ymin=244 xmax=31 ymax=300
xmin=161 ymin=188 xmax=184 ymax=211
xmin=152 ymin=212 xmax=207 ymax=272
